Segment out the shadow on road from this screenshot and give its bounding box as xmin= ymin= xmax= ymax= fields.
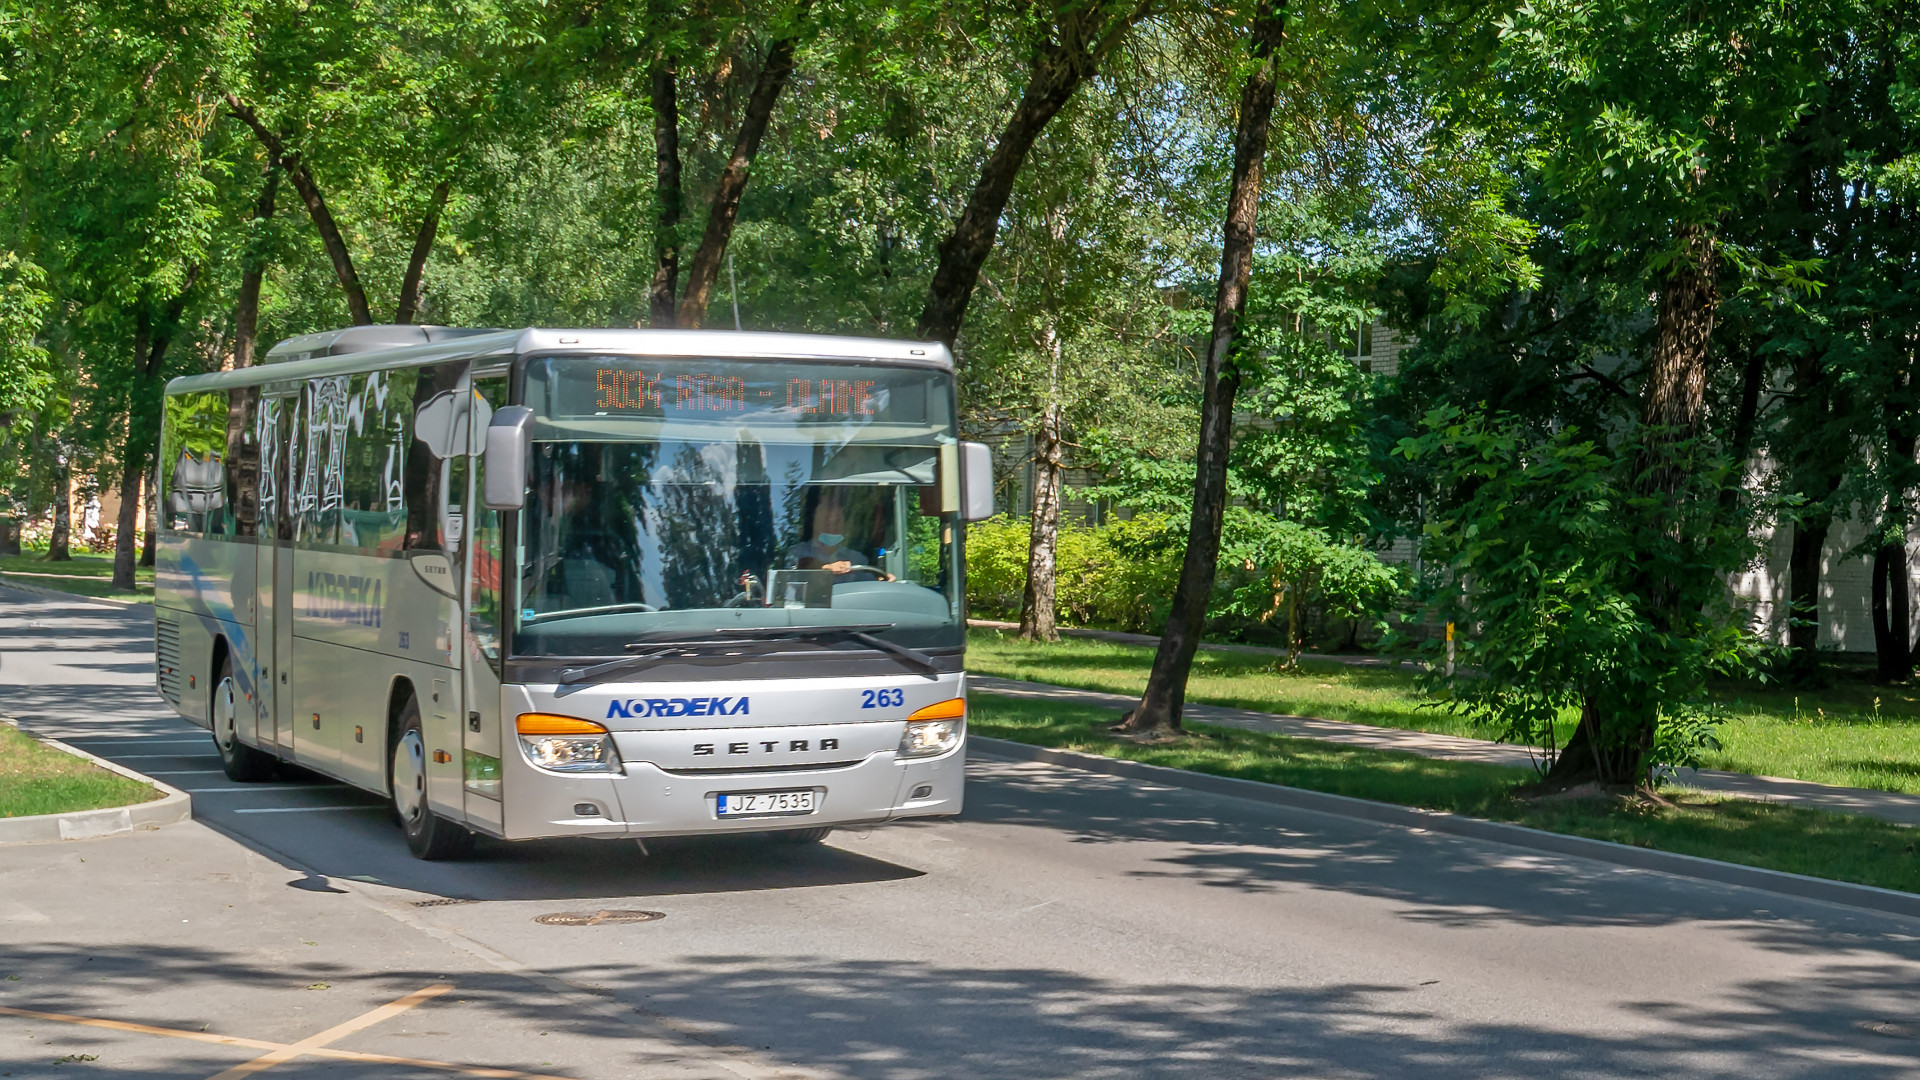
xmin=4 ymin=940 xmax=1916 ymax=1080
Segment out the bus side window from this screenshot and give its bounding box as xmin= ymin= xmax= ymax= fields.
xmin=226 ymin=387 xmax=260 ymax=538
xmin=404 ymin=361 xmax=470 ymax=551
xmin=162 ymin=390 xmax=234 ymax=538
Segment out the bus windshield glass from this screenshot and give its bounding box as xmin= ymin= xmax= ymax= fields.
xmin=514 ymin=354 xmax=963 ymax=657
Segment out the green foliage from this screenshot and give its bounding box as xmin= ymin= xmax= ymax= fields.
xmin=1217 ymin=510 xmax=1404 ymax=666
xmin=966 ymin=512 xmax=1183 ymax=632
xmin=0 ymin=253 xmax=52 ymax=427
xmin=1396 ymin=406 xmax=1758 ymax=778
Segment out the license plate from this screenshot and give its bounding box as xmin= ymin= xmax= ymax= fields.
xmin=716 ymin=790 xmax=817 ymax=818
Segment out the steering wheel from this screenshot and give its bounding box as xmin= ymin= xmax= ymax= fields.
xmin=844 ymin=565 xmax=893 ymax=580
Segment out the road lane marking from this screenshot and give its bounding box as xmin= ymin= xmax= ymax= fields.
xmin=0 ymin=1004 xmax=286 ymax=1053
xmin=0 ymin=992 xmax=586 ymax=1080
xmin=113 ymin=753 xmax=220 ymax=760
xmin=183 ymin=785 xmax=347 ymax=793
xmin=203 ymin=982 xmax=454 ymax=1079
xmin=231 ymin=805 xmax=383 ymax=814
xmin=141 ymin=770 xmax=230 ymax=775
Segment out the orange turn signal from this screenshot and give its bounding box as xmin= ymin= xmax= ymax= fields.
xmin=907 ymin=698 xmax=966 ymax=722
xmin=516 ymin=713 xmax=610 ymax=735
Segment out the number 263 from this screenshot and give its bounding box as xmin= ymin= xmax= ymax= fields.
xmin=860 ymin=688 xmax=906 ymax=709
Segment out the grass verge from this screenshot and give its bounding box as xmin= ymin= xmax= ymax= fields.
xmin=966 ymin=628 xmax=1920 ymax=797
xmin=0 ymin=552 xmax=153 ymax=603
xmin=970 ymin=694 xmax=1920 ymax=895
xmin=0 ymin=724 xmax=160 ymax=818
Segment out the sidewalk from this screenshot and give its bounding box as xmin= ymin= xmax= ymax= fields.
xmin=969 ymin=675 xmax=1920 ymax=828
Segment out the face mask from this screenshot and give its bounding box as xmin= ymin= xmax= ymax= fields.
xmin=816 ymin=532 xmax=845 ymax=547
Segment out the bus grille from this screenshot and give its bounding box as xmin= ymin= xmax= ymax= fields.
xmin=155 ymin=618 xmax=182 ymax=707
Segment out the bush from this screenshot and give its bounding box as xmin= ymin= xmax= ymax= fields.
xmin=966 ymin=513 xmax=1184 ymax=632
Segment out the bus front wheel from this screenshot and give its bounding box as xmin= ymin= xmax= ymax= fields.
xmin=390 ymin=697 xmax=472 ymax=860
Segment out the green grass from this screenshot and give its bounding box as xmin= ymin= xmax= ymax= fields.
xmin=0 ymin=724 xmax=160 ymax=818
xmin=966 ymin=627 xmax=1920 ymax=797
xmin=0 ymin=551 xmax=153 ymax=603
xmin=969 ymin=694 xmax=1920 ymax=895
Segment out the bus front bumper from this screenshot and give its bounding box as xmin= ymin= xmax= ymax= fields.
xmin=497 ymin=740 xmax=965 ymax=841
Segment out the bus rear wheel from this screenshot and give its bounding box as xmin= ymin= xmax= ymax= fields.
xmin=391 ymin=697 xmax=471 ymax=860
xmin=211 ymin=654 xmax=275 ymax=782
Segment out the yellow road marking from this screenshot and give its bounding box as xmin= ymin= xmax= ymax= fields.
xmin=0 ymin=1004 xmax=286 ymax=1052
xmin=203 ymin=982 xmax=454 ymax=1079
xmin=0 ymin=989 xmax=586 ymax=1080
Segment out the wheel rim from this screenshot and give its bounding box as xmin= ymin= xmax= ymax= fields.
xmin=214 ymin=675 xmax=239 ymax=756
xmin=393 ymin=730 xmax=427 ymax=827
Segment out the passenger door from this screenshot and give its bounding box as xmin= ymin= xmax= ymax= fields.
xmin=461 ymin=375 xmax=507 ymax=830
xmin=254 ymin=393 xmax=296 ymax=753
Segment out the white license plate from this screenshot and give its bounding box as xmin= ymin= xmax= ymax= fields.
xmin=716 ymin=790 xmax=817 ymax=818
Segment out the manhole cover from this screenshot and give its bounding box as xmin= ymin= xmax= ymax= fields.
xmin=1861 ymin=1020 xmax=1916 ymax=1039
xmin=534 ymin=910 xmax=666 ymax=926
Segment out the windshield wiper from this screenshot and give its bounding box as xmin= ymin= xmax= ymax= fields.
xmin=554 ymin=623 xmax=940 ymax=689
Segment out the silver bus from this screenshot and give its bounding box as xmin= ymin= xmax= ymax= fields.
xmin=154 ymin=327 xmax=991 ymax=858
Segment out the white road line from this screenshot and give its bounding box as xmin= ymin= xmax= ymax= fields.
xmin=231 ymin=805 xmax=383 ymax=815
xmin=141 ymin=769 xmax=227 ymax=775
xmin=183 ymin=785 xmax=347 ymax=793
xmin=64 ymin=730 xmax=208 ymax=737
xmin=111 ymin=753 xmax=219 ymax=760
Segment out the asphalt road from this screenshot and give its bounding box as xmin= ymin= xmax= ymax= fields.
xmin=5 ymin=586 xmax=1920 ymax=1079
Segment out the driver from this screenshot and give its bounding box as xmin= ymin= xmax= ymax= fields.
xmin=789 ymin=487 xmax=890 ymax=582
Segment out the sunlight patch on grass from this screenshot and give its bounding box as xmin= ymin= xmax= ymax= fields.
xmin=0 ymin=553 xmax=153 ymax=603
xmin=968 ymin=628 xmax=1920 ymax=797
xmin=970 ymin=694 xmax=1920 ymax=895
xmin=0 ymin=725 xmax=159 ymax=818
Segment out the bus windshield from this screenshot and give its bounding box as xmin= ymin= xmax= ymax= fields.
xmin=512 ymin=355 xmax=963 ymax=657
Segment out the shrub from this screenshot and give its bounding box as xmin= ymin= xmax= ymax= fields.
xmin=965 ymin=512 xmax=1184 ymax=632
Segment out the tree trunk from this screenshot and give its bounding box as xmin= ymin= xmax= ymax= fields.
xmin=394 ymin=178 xmax=452 ymax=325
xmin=1787 ymin=517 xmax=1829 ymax=657
xmin=111 ymin=452 xmax=144 ymax=591
xmin=677 ymin=17 xmax=805 ymax=328
xmin=914 ymin=8 xmax=1134 ymax=346
xmin=648 ymin=57 xmax=684 ymax=329
xmin=140 ymin=460 xmax=157 ymax=566
xmin=225 ymin=95 xmax=374 ymax=325
xmin=1545 ymin=225 xmax=1720 ymax=785
xmin=48 ymin=451 xmax=71 ymax=561
xmin=1873 ymin=536 xmax=1913 ymax=681
xmin=1020 ymin=368 xmax=1065 ymax=641
xmin=1118 ymin=4 xmax=1287 ymax=735
xmin=1715 ymin=335 xmax=1766 ymax=523
xmin=0 ymin=517 xmax=18 ymax=556
xmin=233 ymin=169 xmax=278 ymax=370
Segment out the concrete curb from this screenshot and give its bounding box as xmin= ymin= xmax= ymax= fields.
xmin=969 ymin=735 xmax=1920 ymax=922
xmin=0 ymin=718 xmax=192 ymax=844
xmin=0 ymin=575 xmax=150 ymax=608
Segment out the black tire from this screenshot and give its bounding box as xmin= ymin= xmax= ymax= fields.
xmin=390 ymin=696 xmax=471 ymax=860
xmin=211 ymin=652 xmax=275 ymax=782
xmin=773 ymin=826 xmax=833 ymax=844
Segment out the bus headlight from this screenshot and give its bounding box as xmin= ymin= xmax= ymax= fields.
xmin=898 ymin=698 xmax=965 ymax=758
xmin=516 ymin=713 xmax=620 ymax=773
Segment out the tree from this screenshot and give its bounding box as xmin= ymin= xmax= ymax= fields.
xmin=1118 ymin=1 xmax=1287 ymax=735
xmin=916 ymin=0 xmax=1150 ymax=345
xmin=1492 ymin=0 xmax=1833 ymax=784
xmin=1220 ymin=511 xmax=1401 ymax=667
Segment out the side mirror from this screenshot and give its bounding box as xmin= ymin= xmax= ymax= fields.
xmin=483 ymin=406 xmax=533 ymax=510
xmin=960 ymin=441 xmax=995 ymax=521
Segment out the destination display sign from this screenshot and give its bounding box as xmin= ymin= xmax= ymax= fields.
xmin=534 ymin=356 xmax=930 ymax=424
